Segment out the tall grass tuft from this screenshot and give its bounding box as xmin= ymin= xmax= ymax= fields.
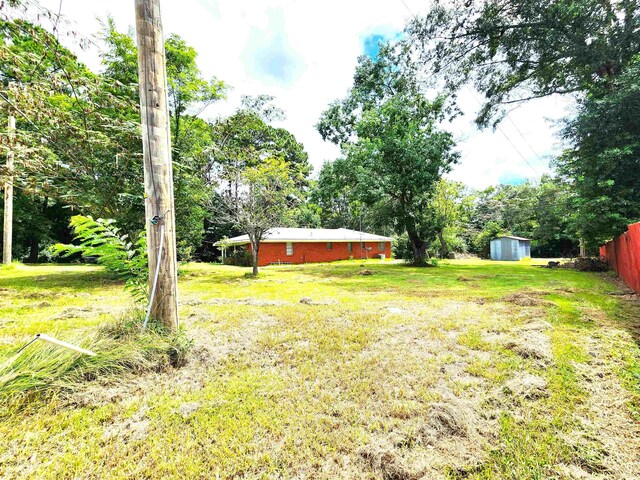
xmin=0 ymin=310 xmax=192 ymax=413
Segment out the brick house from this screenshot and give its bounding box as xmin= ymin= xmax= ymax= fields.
xmin=218 ymin=228 xmax=393 ymax=266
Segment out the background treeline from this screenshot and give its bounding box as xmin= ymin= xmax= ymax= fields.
xmin=1 ymin=0 xmax=639 ymax=264
xmin=0 ymin=16 xmax=312 ymax=262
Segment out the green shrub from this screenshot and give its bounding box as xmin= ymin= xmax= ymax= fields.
xmin=51 ymin=216 xmax=148 ymax=302
xmin=223 ymin=248 xmax=253 ymax=267
xmin=392 ymin=233 xmax=413 ymax=261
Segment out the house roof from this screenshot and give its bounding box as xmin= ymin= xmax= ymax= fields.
xmin=216 ymin=228 xmax=394 ymax=246
xmin=493 ymin=235 xmax=531 ymax=241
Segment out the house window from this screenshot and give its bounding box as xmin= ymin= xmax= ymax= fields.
xmin=347 ymin=242 xmax=352 ymax=253
xmin=286 ymin=242 xmax=293 ymax=256
xmin=326 ymin=242 xmax=333 ymax=250
xmin=361 ymin=242 xmax=365 ymax=249
xmin=378 ymin=242 xmax=385 ymax=251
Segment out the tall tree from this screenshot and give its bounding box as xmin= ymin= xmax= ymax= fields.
xmin=406 ymin=0 xmax=640 ymax=248
xmin=318 ymin=51 xmax=458 ymax=264
xmin=557 ymin=56 xmax=640 ymax=249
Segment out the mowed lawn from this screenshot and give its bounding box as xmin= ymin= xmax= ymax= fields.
xmin=1 ymin=259 xmax=639 ymax=479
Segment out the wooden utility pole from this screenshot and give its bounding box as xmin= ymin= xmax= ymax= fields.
xmin=3 ymin=115 xmax=15 ymax=265
xmin=134 ymin=0 xmax=179 ymax=330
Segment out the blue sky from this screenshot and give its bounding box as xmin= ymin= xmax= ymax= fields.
xmin=363 ymin=34 xmax=388 ymax=58
xmin=38 ymin=0 xmax=567 ymax=189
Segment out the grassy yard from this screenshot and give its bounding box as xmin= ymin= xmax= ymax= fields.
xmin=1 ymin=259 xmax=639 ymax=479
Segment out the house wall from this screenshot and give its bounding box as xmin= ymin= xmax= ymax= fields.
xmin=248 ymin=241 xmax=392 ymax=266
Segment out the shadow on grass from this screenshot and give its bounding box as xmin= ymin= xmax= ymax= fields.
xmin=0 ymin=268 xmax=121 ymax=292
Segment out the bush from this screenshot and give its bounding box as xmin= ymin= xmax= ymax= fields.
xmin=392 ymin=233 xmax=413 ymax=261
xmin=223 ymin=249 xmax=253 ymax=267
xmin=392 ymin=233 xmax=440 ymax=266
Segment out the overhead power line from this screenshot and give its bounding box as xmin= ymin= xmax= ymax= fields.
xmin=465 ymin=87 xmax=541 ymax=176
xmin=399 ymin=0 xmax=416 ymax=17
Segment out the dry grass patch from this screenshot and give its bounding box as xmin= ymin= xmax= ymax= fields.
xmin=0 ymin=260 xmax=639 ymax=478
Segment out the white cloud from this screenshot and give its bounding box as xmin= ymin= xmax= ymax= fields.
xmin=36 ymin=0 xmax=570 ymax=189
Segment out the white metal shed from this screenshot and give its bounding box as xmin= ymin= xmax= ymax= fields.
xmin=490 ymin=236 xmax=531 ymax=261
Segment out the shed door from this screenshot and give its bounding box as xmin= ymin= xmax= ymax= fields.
xmin=518 ymin=241 xmax=527 ymax=259
xmin=512 ymin=241 xmax=519 ymax=260
xmin=493 ymin=240 xmax=501 ymax=259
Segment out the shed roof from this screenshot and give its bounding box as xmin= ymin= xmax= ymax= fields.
xmin=492 ymin=235 xmax=531 ymax=241
xmin=217 ymin=228 xmax=393 ymax=246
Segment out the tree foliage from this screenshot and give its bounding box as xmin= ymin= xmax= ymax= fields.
xmin=220 ymin=158 xmax=297 ymax=275
xmin=51 ymin=216 xmax=148 ymax=301
xmin=557 ymin=55 xmax=640 ymax=248
xmin=464 ymin=176 xmax=577 ymax=257
xmin=407 ymin=0 xmax=640 ymax=128
xmin=318 ymin=50 xmax=458 ymax=265
xmin=406 ymin=0 xmax=640 ymax=247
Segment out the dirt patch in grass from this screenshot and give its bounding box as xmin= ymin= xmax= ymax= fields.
xmin=102 ymin=406 xmax=150 ymax=443
xmin=52 ymin=306 xmax=96 ymax=319
xmin=182 ymin=297 xmax=289 ymax=307
xmin=503 ymin=291 xmax=555 ymax=307
xmin=64 ymin=313 xmax=274 ymax=409
xmin=518 ymin=320 xmax=553 ymax=332
xmin=504 ymin=372 xmax=548 ymax=400
xmin=504 ymin=331 xmax=553 ymax=364
xmin=298 ymin=297 xmax=337 ymax=306
xmin=359 ymin=443 xmax=420 ymax=480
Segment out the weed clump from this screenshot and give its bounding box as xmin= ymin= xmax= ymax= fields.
xmin=0 ymin=311 xmax=192 ymax=412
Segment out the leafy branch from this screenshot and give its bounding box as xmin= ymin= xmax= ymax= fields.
xmin=51 ymin=215 xmax=148 ymax=302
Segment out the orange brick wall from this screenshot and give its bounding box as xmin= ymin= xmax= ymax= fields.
xmin=247 ymin=241 xmax=392 ymax=266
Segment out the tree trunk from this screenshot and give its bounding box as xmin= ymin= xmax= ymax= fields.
xmin=251 ymin=241 xmax=259 ymax=275
xmin=407 ymin=230 xmax=427 ymax=265
xmin=437 ymin=230 xmax=448 ymax=259
xmin=135 ymin=0 xmax=179 ymax=331
xmin=28 ymin=238 xmax=39 ymax=263
xmin=405 ymin=213 xmax=428 ymax=265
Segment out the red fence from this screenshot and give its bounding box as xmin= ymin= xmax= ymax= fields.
xmin=600 ymin=222 xmax=640 ymax=293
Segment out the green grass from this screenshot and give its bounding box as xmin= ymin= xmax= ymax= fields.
xmin=0 ymin=259 xmax=639 ymax=479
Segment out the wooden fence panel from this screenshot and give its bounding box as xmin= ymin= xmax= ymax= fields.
xmin=601 ymin=222 xmax=640 ymax=293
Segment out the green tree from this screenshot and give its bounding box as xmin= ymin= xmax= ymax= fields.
xmin=464 ymin=177 xmax=577 ymax=257
xmin=406 ymin=0 xmax=640 ymax=128
xmin=223 ymin=158 xmax=296 ymax=275
xmin=208 ymin=107 xmax=311 ymax=257
xmin=406 ymin=0 xmax=640 ymax=249
xmin=312 ymin=159 xmax=364 ymax=230
xmin=318 ymin=50 xmax=458 ymax=265
xmin=557 ymin=56 xmax=640 ymax=249
xmin=0 ymin=19 xmax=141 ymax=258
xmin=99 ymin=20 xmax=227 ymax=259
xmin=430 ymin=179 xmax=469 ymax=258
